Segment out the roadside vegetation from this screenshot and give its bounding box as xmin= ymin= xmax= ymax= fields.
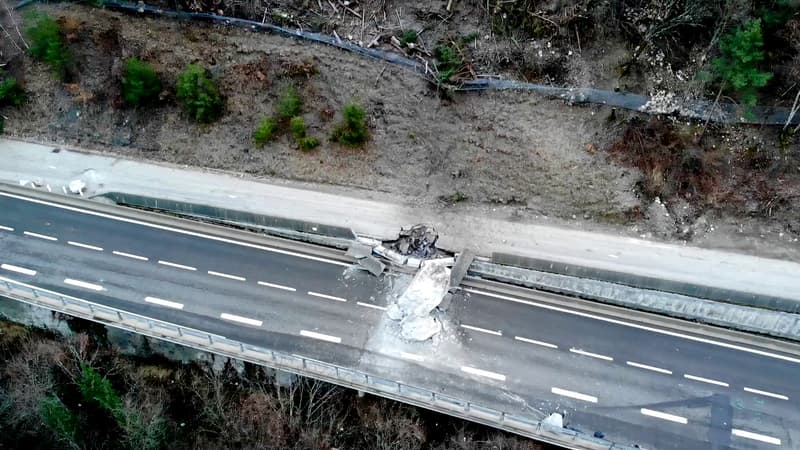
xmin=176 ymin=64 xmax=224 ymax=123
xmin=331 ymin=103 xmax=368 ymax=147
xmin=122 ymin=58 xmax=162 ymax=107
xmin=24 ymin=12 xmax=71 ymax=80
xmin=0 ymin=319 xmax=550 ymax=450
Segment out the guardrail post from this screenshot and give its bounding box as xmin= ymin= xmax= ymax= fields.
xmin=177 ymin=327 xmax=183 ymax=337
xmin=465 ymin=402 xmax=471 ymax=412
xmin=208 ymin=335 xmax=214 ymax=345
xmin=60 ymin=296 xmax=67 ymax=306
xmin=88 ymin=304 xmax=95 ymax=314
xmin=396 ymin=382 xmax=402 ymax=393
xmin=302 ymin=358 xmax=307 ymax=369
xmin=3 ymin=281 xmax=10 ymax=290
xmin=32 ymin=289 xmax=39 ymax=298
xmin=116 ymin=311 xmax=123 ymax=321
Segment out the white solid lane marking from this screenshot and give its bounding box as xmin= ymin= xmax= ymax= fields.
xmin=23 ymin=231 xmax=57 ymax=241
xmin=460 ymin=366 xmax=507 ymax=382
xmin=300 ymin=329 xmax=342 ymax=344
xmin=308 ymin=291 xmax=347 ymax=302
xmin=67 ymin=241 xmax=104 ymax=251
xmin=627 ymin=361 xmax=673 ymax=375
xmin=356 ymin=302 xmax=387 ymax=311
xmin=0 ymin=191 xmax=349 ymax=267
xmin=731 ymin=429 xmax=781 ymax=446
xmin=145 ymin=296 xmax=184 ymax=310
xmin=0 ymin=225 xmax=13 ymax=231
xmin=683 ymin=374 xmax=729 ymax=387
xmin=465 ymin=287 xmax=800 ymax=365
xmin=257 ymin=281 xmax=296 ymax=292
xmin=640 ymin=408 xmax=688 ymax=424
xmin=1 ymin=264 xmax=37 ymax=276
xmin=514 ymin=336 xmax=558 ymax=349
xmin=570 ymin=348 xmax=614 ymax=361
xmin=551 ymin=387 xmax=598 ymax=403
xmin=460 ymin=324 xmax=503 ymax=336
xmin=158 ymin=260 xmax=197 ymax=271
xmin=744 ymin=387 xmax=789 ymax=401
xmin=220 ymin=313 xmax=262 ymax=327
xmin=63 ymin=278 xmax=105 ymax=291
xmin=112 ymin=251 xmax=149 ymax=261
xmin=400 ymin=351 xmax=425 ymax=362
xmin=207 ymin=270 xmax=246 ymax=281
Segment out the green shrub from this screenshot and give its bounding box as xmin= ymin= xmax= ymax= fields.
xmin=289 ymin=116 xmax=320 ymax=150
xmin=399 ymin=30 xmax=418 ymax=46
xmin=277 ymin=87 xmax=301 ymax=120
xmin=39 ymin=396 xmax=78 ymax=443
xmin=299 ymin=136 xmax=320 ymax=150
xmin=712 ymin=19 xmax=773 ymax=107
xmin=0 ymin=77 xmax=26 ymax=108
xmin=253 ymin=117 xmax=278 ymax=147
xmin=331 ymin=103 xmax=368 ymax=147
xmin=122 ymin=58 xmax=162 ymax=106
xmin=176 ymin=64 xmax=223 ymax=123
xmin=79 ymin=365 xmax=122 ymax=414
xmin=290 ymin=116 xmax=306 ymax=139
xmin=433 ymin=44 xmax=462 ymax=83
xmin=25 ymin=12 xmax=70 ymax=80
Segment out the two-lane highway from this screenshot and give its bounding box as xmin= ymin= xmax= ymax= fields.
xmin=1 ymin=188 xmax=799 ymax=449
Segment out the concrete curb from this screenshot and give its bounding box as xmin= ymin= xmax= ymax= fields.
xmin=471 ymin=260 xmax=800 ymax=342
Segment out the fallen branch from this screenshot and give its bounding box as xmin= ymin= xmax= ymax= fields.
xmin=785 ymin=89 xmax=800 ymax=133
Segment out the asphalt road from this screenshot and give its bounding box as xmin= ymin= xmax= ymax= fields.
xmin=1 ymin=189 xmax=798 ymax=450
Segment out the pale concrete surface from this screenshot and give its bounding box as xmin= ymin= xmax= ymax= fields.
xmin=2 ymin=138 xmax=799 ymax=301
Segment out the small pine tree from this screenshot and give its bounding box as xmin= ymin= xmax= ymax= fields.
xmin=122 ymin=58 xmax=162 ymax=106
xmin=332 ymin=103 xmax=368 ymax=147
xmin=277 ymin=87 xmax=301 ymax=120
xmin=712 ymin=19 xmax=773 ymax=107
xmin=25 ymin=12 xmax=70 ymax=80
xmin=176 ymin=64 xmax=223 ymax=123
xmin=253 ymin=117 xmax=277 ymax=147
xmin=0 ymin=77 xmax=26 ymax=108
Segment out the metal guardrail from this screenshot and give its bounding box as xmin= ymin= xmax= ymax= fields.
xmin=0 ymin=276 xmax=631 ymax=450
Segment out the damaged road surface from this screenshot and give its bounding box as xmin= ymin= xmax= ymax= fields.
xmin=2 ymin=192 xmax=798 ymax=450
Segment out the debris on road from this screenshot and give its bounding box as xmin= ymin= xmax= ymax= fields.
xmin=68 ymin=179 xmax=86 ymax=195
xmin=386 ymin=259 xmax=451 ymax=341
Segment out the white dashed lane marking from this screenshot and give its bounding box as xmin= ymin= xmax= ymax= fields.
xmin=460 ymin=366 xmax=506 ymax=382
xmin=220 ymin=313 xmax=262 ymax=327
xmin=743 ymin=387 xmax=789 ymax=401
xmin=551 ymin=387 xmax=598 ymax=403
xmin=145 ymin=296 xmax=184 ymax=310
xmin=640 ymin=408 xmax=688 ymax=424
xmin=300 ymin=330 xmax=342 ymax=344
xmin=308 ymin=291 xmax=347 ymax=302
xmin=399 ymin=352 xmax=425 ymax=362
xmin=67 ymin=241 xmax=104 ymax=252
xmin=0 ymin=225 xmax=14 ymax=231
xmin=626 ymin=361 xmax=673 ymax=375
xmin=63 ymin=278 xmax=105 ymax=291
xmin=460 ymin=324 xmax=502 ymax=336
xmin=23 ymin=231 xmax=57 ymax=241
xmin=257 ymin=281 xmax=296 ymax=292
xmin=570 ymin=348 xmax=614 ymax=362
xmin=731 ymin=429 xmax=781 ymax=446
xmin=356 ymin=302 xmax=387 ymax=311
xmin=683 ymin=374 xmax=729 ymax=387
xmin=514 ymin=336 xmax=558 ymax=349
xmin=158 ymin=260 xmax=197 ymax=271
xmin=112 ymin=251 xmax=149 ymax=261
xmin=208 ymin=270 xmax=246 ymax=281
xmin=1 ymin=264 xmax=37 ymax=276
